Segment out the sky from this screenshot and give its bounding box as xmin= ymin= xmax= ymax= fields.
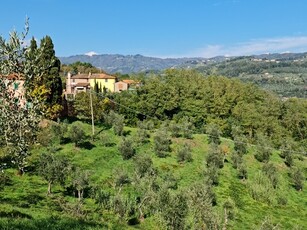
xmin=1 ymin=0 xmax=307 ymax=58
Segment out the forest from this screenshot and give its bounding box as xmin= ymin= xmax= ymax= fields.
xmin=0 ymin=25 xmax=306 ymax=230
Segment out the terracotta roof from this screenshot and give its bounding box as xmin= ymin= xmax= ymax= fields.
xmin=71 ymin=74 xmax=89 ymax=79
xmin=90 ymin=73 xmax=116 ymax=79
xmin=70 ymin=73 xmax=116 ymax=80
xmin=115 ymin=81 xmax=128 ymax=85
xmin=0 ymin=73 xmax=23 ymax=80
xmin=122 ymin=79 xmax=139 ymax=84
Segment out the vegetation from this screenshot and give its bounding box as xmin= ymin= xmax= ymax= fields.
xmin=196 ymin=56 xmax=307 ymax=98
xmin=0 ymin=23 xmax=306 ymax=230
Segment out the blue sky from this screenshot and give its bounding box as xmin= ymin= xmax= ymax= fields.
xmin=1 ymin=0 xmax=307 ymax=58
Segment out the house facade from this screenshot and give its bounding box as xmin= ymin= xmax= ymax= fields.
xmin=114 ymin=79 xmax=141 ymax=92
xmin=0 ymin=73 xmax=26 ymax=106
xmin=65 ymin=72 xmax=116 ymax=98
xmin=89 ymin=73 xmax=116 ymax=92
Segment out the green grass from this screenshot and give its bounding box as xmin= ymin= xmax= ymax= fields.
xmin=0 ymin=121 xmax=306 ymax=229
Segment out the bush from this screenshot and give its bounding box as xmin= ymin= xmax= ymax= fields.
xmin=248 ymin=172 xmax=275 ymax=204
xmin=118 ymin=138 xmax=136 ymax=160
xmin=153 ymin=128 xmax=171 ymax=157
xmin=181 ymin=118 xmax=194 ymax=139
xmin=237 ymin=164 xmax=248 ymax=180
xmin=205 ymin=165 xmax=219 ymax=186
xmin=254 ymin=134 xmax=272 ymax=162
xmin=262 ymin=163 xmax=278 ymax=189
xmin=51 ymin=122 xmax=68 ymax=144
xmin=133 ymin=154 xmax=153 ymax=177
xmin=114 ymin=169 xmax=130 ymax=187
xmin=68 ymin=122 xmax=86 ymax=147
xmin=0 ymin=172 xmax=12 ymax=189
xmin=277 ymin=196 xmax=288 ymax=206
xmin=37 ymin=126 xmax=55 ymax=147
xmin=177 ymin=143 xmax=193 ymax=163
xmin=206 ymin=123 xmax=221 ymax=145
xmin=231 ymin=151 xmax=243 ymax=169
xmin=206 ymin=144 xmax=224 ymax=168
xmin=285 ymin=153 xmax=293 ymax=167
xmin=104 ymin=111 xmax=125 ymax=136
xmin=135 ymin=127 xmax=150 ymax=144
xmin=291 ymin=167 xmax=304 ymax=191
xmin=254 ymin=145 xmax=272 ymax=162
xmin=233 ymin=136 xmax=248 ymax=156
xmin=169 ymin=121 xmax=181 ymax=138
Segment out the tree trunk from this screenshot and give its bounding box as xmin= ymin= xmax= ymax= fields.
xmin=47 ymin=182 xmax=52 ymax=195
xmin=16 ymin=168 xmax=24 ymax=176
xmin=222 ymin=207 xmax=228 ymax=230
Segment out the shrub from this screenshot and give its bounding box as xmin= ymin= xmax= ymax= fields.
xmin=135 ymin=127 xmax=150 ymax=144
xmin=231 ymin=151 xmax=243 ymax=169
xmin=68 ymin=122 xmax=86 ymax=147
xmin=291 ymin=167 xmax=304 ymax=191
xmin=113 ymin=114 xmax=125 ymax=136
xmin=51 ymin=122 xmax=68 ymax=144
xmin=237 ymin=164 xmax=248 ymax=180
xmin=169 ymin=121 xmax=181 ymax=138
xmin=285 ymin=153 xmax=293 ymax=167
xmin=177 ymin=143 xmax=193 ymax=163
xmin=206 ymin=144 xmax=224 ymax=168
xmin=181 ymin=118 xmax=194 ymax=139
xmin=134 ymin=154 xmax=153 ymax=177
xmin=277 ymin=196 xmax=288 ymax=206
xmin=206 ymin=123 xmax=221 ymax=145
xmin=205 ymin=165 xmax=219 ymax=186
xmin=262 ymin=163 xmax=278 ymax=189
xmin=118 ymin=138 xmax=136 ymax=160
xmin=254 ymin=145 xmax=272 ymax=162
xmin=153 ymin=128 xmax=171 ymax=157
xmin=233 ymin=136 xmax=248 ymax=156
xmin=248 ymin=172 xmax=275 ymax=204
xmin=114 ymin=169 xmax=130 ymax=187
xmin=37 ymin=126 xmax=55 ymax=147
xmin=254 ymin=134 xmax=272 ymax=162
xmin=105 ymin=111 xmax=125 ymax=136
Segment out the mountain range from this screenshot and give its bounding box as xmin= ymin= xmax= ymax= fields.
xmin=59 ymin=52 xmax=307 ymax=74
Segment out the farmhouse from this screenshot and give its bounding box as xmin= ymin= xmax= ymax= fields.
xmin=65 ymin=72 xmax=116 ymax=98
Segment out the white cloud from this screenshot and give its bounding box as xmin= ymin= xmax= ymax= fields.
xmin=85 ymin=51 xmax=98 ymax=56
xmin=196 ymin=36 xmax=307 ymax=58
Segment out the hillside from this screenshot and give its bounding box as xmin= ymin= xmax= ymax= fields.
xmin=1 ymin=70 xmax=307 ymax=228
xmin=0 ymin=121 xmax=306 ymax=229
xmin=60 ymin=52 xmax=307 ymax=98
xmin=195 ymin=54 xmax=307 ymax=98
xmin=59 ymin=54 xmax=224 ymax=74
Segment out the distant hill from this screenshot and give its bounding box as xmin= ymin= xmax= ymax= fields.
xmin=59 ymin=52 xmax=307 ymax=98
xmin=59 ymin=52 xmax=307 ymax=74
xmin=59 ymin=54 xmax=226 ymax=74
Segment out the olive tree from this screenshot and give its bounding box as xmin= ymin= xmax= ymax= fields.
xmin=0 ymin=19 xmax=46 ymax=174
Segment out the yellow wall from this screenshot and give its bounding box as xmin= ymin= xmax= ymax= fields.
xmin=89 ymin=78 xmax=116 ymax=92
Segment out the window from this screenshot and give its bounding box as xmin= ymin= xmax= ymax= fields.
xmin=73 ymin=79 xmax=75 ymax=83
xmin=105 ymin=79 xmax=108 ymax=83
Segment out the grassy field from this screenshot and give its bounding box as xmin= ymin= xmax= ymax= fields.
xmin=0 ymin=121 xmax=306 ymax=229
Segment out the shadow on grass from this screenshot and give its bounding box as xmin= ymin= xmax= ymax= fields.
xmin=0 ymin=210 xmax=32 ymax=219
xmin=0 ymin=216 xmax=107 ymax=230
xmin=78 ymin=141 xmax=96 ymax=150
xmin=104 ymin=143 xmax=116 ymax=147
xmin=123 ymin=130 xmax=131 ymax=136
